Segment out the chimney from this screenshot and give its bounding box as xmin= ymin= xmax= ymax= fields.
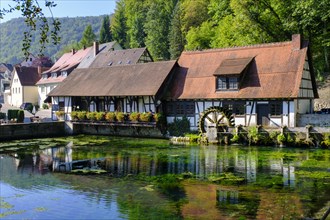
xmin=292 ymin=34 xmax=301 ymax=51
xmin=94 ymin=41 xmax=99 ymax=57
xmin=38 ymin=66 xmax=42 ymax=75
xmin=71 ymin=48 xmax=76 ymax=55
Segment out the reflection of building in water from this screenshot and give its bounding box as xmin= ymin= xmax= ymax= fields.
xmin=269 ymin=159 xmax=295 ymax=187
xmin=233 ymin=150 xmax=257 ymax=183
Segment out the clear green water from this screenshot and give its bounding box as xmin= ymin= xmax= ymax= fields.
xmin=0 ymin=135 xmax=329 ymax=220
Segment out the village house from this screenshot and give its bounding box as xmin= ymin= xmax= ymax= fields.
xmin=0 ymin=63 xmax=13 ymax=103
xmin=36 ymin=41 xmax=122 ymax=108
xmin=9 ymin=66 xmax=49 ymax=107
xmin=48 ymin=34 xmax=318 ymax=129
xmin=166 ymin=34 xmax=318 ymax=129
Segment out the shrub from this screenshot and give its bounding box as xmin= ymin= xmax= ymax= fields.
xmin=140 ymin=112 xmax=152 ymax=122
xmin=167 ymin=116 xmax=190 ymax=136
xmin=86 ymin=112 xmax=97 ymax=121
xmin=42 ymin=103 xmax=49 ymax=109
xmin=230 ymin=134 xmax=240 ymax=144
xmin=277 ymin=133 xmax=286 ymax=144
xmin=105 ymin=112 xmax=116 ymax=122
xmin=320 ymin=133 xmax=330 ymax=148
xmin=247 ymin=126 xmax=262 ymax=145
xmin=7 ymin=109 xmax=19 ymax=120
xmin=0 ymin=112 xmax=6 ymax=120
xmin=17 ymin=110 xmax=25 ymax=123
xmin=185 ymin=133 xmax=200 ymax=143
xmin=77 ymin=111 xmax=87 ymax=120
xmin=129 ymin=112 xmax=140 ymax=122
xmin=154 ymin=113 xmax=162 ymax=122
xmin=71 ymin=111 xmax=79 ymax=120
xmin=116 ymin=112 xmax=126 ymax=122
xmin=95 ymin=112 xmax=105 ymax=121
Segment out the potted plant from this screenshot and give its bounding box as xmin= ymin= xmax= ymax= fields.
xmin=86 ymin=112 xmax=97 ymax=121
xmin=115 ymin=112 xmax=126 ymax=122
xmin=105 ymin=112 xmax=116 ymax=122
xmin=129 ymin=112 xmax=140 ymax=122
xmin=70 ymin=111 xmax=79 ymax=121
xmin=55 ymin=111 xmax=65 ymax=121
xmin=140 ymin=112 xmax=152 ymax=122
xmin=77 ymin=111 xmax=87 ymax=121
xmin=95 ymin=112 xmax=105 ymax=121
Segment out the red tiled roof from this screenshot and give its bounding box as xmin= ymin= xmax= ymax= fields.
xmin=168 ymin=37 xmax=318 ymax=100
xmin=37 ymin=47 xmax=91 ymax=85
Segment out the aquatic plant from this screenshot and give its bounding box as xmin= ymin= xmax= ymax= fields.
xmin=277 ymin=133 xmax=286 ymax=144
xmin=247 ymin=126 xmax=262 ymax=145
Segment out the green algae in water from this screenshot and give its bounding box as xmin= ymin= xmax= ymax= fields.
xmin=0 ymin=210 xmax=26 ymax=218
xmin=34 ymin=207 xmax=48 ymax=212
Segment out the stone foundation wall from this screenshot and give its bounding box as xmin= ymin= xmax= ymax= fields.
xmin=0 ymin=122 xmax=66 ymax=141
xmin=297 ymin=114 xmax=330 ymax=127
xmin=72 ymin=122 xmax=165 ymax=138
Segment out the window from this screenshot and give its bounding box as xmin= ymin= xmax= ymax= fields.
xmin=228 ymin=77 xmax=238 ymax=89
xmin=42 ymin=74 xmax=47 ymax=79
xmin=59 ymin=101 xmax=65 ymax=111
xmin=51 ymin=73 xmax=57 ymax=78
xmin=270 ymin=101 xmax=282 ymax=116
xmin=61 ymin=71 xmax=67 ymax=77
xmin=166 ymin=102 xmax=195 ymax=116
xmin=41 ymin=86 xmax=45 ymax=93
xmin=223 ymin=101 xmax=245 ymax=115
xmin=217 ymin=76 xmax=239 ymax=90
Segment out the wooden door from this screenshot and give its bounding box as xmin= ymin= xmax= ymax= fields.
xmin=257 ymin=104 xmax=269 ymax=126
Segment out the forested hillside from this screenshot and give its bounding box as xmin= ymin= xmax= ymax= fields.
xmin=110 ymin=0 xmax=329 ymax=78
xmin=0 ymin=15 xmax=105 ymax=64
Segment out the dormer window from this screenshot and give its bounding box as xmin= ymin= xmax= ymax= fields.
xmin=42 ymin=74 xmax=47 ymax=79
xmin=217 ymin=76 xmax=239 ymax=90
xmin=51 ymin=72 xmax=57 ymax=78
xmin=214 ymin=57 xmax=254 ymax=91
xmin=61 ymin=71 xmax=67 ymax=77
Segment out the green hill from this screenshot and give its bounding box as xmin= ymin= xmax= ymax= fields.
xmin=0 ymin=15 xmax=107 ymax=64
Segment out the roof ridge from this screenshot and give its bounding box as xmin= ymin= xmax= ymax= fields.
xmin=183 ymin=41 xmax=291 ymax=54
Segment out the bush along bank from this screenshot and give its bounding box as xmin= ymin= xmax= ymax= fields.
xmin=170 ymin=125 xmax=330 ymax=149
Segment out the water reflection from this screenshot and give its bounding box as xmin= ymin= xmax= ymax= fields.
xmin=46 ymin=144 xmax=296 ymax=187
xmin=1 ymin=137 xmax=329 ymax=219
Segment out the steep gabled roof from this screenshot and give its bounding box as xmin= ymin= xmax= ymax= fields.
xmin=13 ymin=66 xmax=48 ymax=86
xmin=43 ymin=47 xmax=91 ymax=74
xmin=88 ymin=47 xmax=150 ymax=68
xmin=77 ymin=41 xmax=121 ymax=68
xmin=168 ymin=35 xmax=318 ymax=100
xmin=48 ymin=61 xmax=177 ymax=97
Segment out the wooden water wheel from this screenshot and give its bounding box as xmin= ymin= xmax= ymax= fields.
xmin=198 ymin=107 xmax=235 ymax=134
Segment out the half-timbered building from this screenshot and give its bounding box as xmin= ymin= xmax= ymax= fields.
xmin=48 ymin=61 xmax=177 ymax=120
xmin=166 ymin=34 xmax=318 ymax=129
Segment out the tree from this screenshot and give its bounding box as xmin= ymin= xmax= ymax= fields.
xmin=144 ymin=0 xmax=176 ymax=60
xmin=0 ymin=0 xmax=61 ymax=59
xmin=169 ymin=1 xmax=184 ymax=59
xmin=99 ymin=16 xmax=112 ymax=44
xmin=111 ymin=0 xmax=128 ymax=48
xmin=80 ymin=24 xmax=96 ymax=47
xmin=124 ymin=0 xmax=148 ymax=48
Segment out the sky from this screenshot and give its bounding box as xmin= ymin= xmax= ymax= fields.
xmin=0 ymin=0 xmax=117 ymax=23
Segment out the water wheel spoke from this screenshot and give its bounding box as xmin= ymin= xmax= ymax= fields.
xmin=216 ymin=115 xmax=224 ymax=124
xmin=205 ymin=115 xmax=215 ymax=124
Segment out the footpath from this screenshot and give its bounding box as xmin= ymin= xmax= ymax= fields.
xmin=0 ymin=103 xmax=52 ymax=123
